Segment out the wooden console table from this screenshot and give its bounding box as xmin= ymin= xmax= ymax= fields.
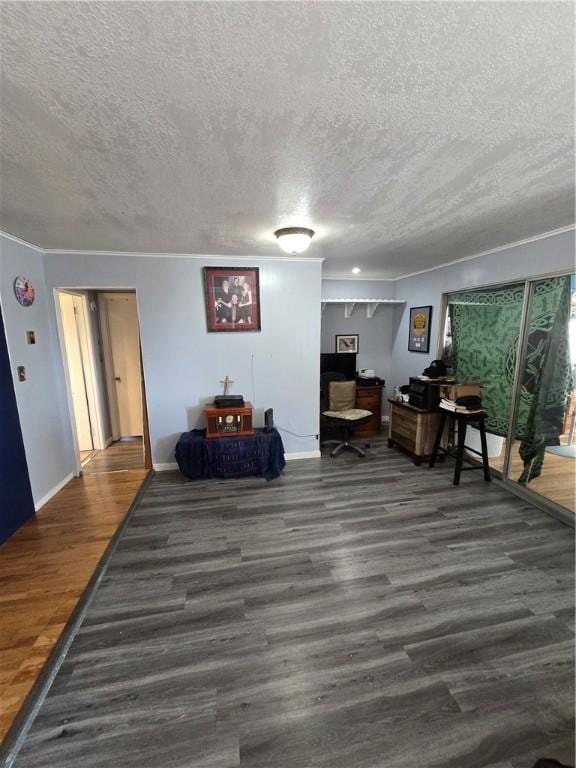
xmin=388 ymin=398 xmax=442 ymax=465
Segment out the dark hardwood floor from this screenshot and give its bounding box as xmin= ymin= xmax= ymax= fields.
xmin=13 ymin=440 xmax=575 ymax=768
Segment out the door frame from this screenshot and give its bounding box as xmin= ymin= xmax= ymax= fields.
xmin=98 ymin=293 xmax=122 ymax=441
xmin=55 ymin=290 xmax=107 ymax=474
xmin=55 ymin=286 xmax=152 ymax=472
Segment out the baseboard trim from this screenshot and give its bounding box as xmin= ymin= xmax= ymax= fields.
xmin=155 ymin=454 xmax=321 ymax=470
xmin=285 ymin=450 xmax=321 ymax=461
xmin=34 ymin=473 xmax=74 ymax=512
xmin=153 ymin=462 xmax=179 ymax=471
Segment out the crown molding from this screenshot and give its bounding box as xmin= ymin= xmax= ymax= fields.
xmin=322 ymin=276 xmax=395 ymax=281
xmin=0 ymin=231 xmax=325 ymax=263
xmin=0 ymin=229 xmax=45 ymax=254
xmin=321 ymin=224 xmax=575 ymax=282
xmin=42 ymin=248 xmax=325 ymax=264
xmin=2 ymin=225 xmax=573 ymax=278
xmin=391 ymin=224 xmax=575 ymax=282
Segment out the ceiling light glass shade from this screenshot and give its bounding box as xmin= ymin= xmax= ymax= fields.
xmin=274 ymin=227 xmax=315 ymax=254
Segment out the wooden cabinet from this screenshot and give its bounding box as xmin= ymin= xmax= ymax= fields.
xmin=205 ymin=402 xmax=254 ymax=438
xmin=388 ymin=399 xmax=442 ymax=464
xmin=355 ymin=384 xmax=384 ymax=438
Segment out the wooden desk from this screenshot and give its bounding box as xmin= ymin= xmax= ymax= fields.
xmin=320 ymin=382 xmax=384 ymax=441
xmin=355 ymin=383 xmax=384 ymax=437
xmin=388 ymin=398 xmax=442 ymax=465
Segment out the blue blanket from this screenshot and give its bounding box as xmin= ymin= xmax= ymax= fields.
xmin=175 ymin=428 xmax=286 ymax=482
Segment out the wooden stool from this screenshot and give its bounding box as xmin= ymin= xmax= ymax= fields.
xmin=429 ymin=409 xmax=491 ymax=486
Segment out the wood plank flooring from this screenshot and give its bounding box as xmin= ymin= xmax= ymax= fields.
xmin=0 ymin=468 xmax=148 ymax=743
xmin=491 ymin=445 xmax=575 ymax=513
xmin=81 ymin=438 xmax=144 ymax=474
xmin=12 ymin=441 xmax=575 ymax=768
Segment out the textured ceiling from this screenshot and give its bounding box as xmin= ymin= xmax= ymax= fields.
xmin=0 ymin=1 xmax=574 ymax=278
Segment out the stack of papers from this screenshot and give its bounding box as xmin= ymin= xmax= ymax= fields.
xmin=440 ymin=398 xmax=484 ymax=414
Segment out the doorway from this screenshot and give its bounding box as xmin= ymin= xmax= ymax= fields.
xmin=58 ymin=292 xmax=100 ymax=463
xmin=57 ymin=289 xmax=150 ymax=474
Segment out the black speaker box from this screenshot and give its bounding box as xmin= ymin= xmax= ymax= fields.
xmin=264 ymin=408 xmax=274 ymax=432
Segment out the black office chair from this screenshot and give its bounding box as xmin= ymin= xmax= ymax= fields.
xmin=320 ymin=373 xmax=372 ymax=457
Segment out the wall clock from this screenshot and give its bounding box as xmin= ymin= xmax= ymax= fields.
xmin=14 ymin=276 xmax=35 ymax=307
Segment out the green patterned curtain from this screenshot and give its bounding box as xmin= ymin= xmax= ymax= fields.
xmin=448 ymin=282 xmax=525 ymax=436
xmin=515 ymin=276 xmax=573 ymax=483
xmin=449 ymin=276 xmax=573 ymax=483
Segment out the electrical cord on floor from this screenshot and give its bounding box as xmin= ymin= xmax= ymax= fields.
xmin=276 ymin=425 xmax=319 ymax=439
xmin=249 ymin=356 xmax=318 ymax=439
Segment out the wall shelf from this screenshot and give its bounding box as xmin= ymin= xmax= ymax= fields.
xmin=321 ymin=298 xmax=406 ymax=319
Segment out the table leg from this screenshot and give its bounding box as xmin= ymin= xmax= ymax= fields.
xmin=478 ymin=416 xmax=491 ymax=482
xmin=454 ymin=418 xmax=467 ymax=486
xmin=429 ymin=411 xmax=447 ymax=468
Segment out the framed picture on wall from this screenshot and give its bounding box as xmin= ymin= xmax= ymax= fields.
xmin=408 ymin=305 xmax=432 ymax=352
xmin=335 ymin=334 xmax=359 ymax=354
xmin=203 ymin=267 xmax=261 ymax=332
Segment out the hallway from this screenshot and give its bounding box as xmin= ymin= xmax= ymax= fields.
xmin=81 ymin=438 xmax=145 ymax=474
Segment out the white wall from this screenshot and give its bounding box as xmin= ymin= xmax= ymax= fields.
xmin=42 ymin=253 xmax=323 ymax=467
xmin=321 ymin=278 xmax=397 ymax=414
xmin=322 ymin=231 xmax=575 ymax=412
xmin=0 ymin=236 xmax=75 ymax=506
xmin=320 ymin=302 xmax=394 ymax=417
xmin=2 ymin=228 xmax=572 ymax=504
xmin=390 ymin=229 xmax=576 ymax=392
xmin=322 ymin=278 xmax=396 ymax=300
xmin=321 ymin=303 xmax=394 ymax=381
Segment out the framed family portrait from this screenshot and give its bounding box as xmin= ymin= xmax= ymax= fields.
xmin=408 ymin=305 xmax=432 ymax=353
xmin=335 ymin=334 xmax=359 ymax=354
xmin=203 ymin=267 xmax=261 ymax=332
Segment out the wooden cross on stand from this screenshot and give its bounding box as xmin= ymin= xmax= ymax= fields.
xmin=220 ymin=376 xmax=234 ymax=396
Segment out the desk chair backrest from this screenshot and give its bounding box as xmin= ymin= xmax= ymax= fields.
xmin=320 ymin=372 xmax=347 ymax=412
xmin=327 ymin=380 xmax=356 ymax=412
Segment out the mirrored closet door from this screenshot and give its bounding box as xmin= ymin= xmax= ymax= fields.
xmin=506 ymin=274 xmax=576 ymax=514
xmin=444 ymin=282 xmax=526 ymax=472
xmin=442 ymin=272 xmax=575 ymax=520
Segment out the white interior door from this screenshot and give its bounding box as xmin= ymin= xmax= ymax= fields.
xmin=101 ymin=293 xmax=143 ymax=438
xmin=59 ymin=292 xmax=94 ymax=452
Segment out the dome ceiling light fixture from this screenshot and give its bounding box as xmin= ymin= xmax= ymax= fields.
xmin=274 ymin=227 xmax=315 ymax=254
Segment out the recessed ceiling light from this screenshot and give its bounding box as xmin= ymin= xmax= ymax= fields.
xmin=274 ymin=227 xmax=315 ymax=254
xmin=352 ymin=267 xmax=361 ymax=274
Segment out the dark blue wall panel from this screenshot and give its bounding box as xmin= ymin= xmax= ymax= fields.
xmin=0 ymin=305 xmax=35 ymax=543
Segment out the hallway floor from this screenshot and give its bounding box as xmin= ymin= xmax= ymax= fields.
xmin=81 ymin=438 xmax=144 ymax=474
xmin=0 ymin=467 xmax=148 ymax=743
xmin=12 ymin=441 xmax=575 ymax=768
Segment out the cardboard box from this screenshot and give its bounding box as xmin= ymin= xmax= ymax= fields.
xmin=440 ymin=382 xmax=482 ymax=401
